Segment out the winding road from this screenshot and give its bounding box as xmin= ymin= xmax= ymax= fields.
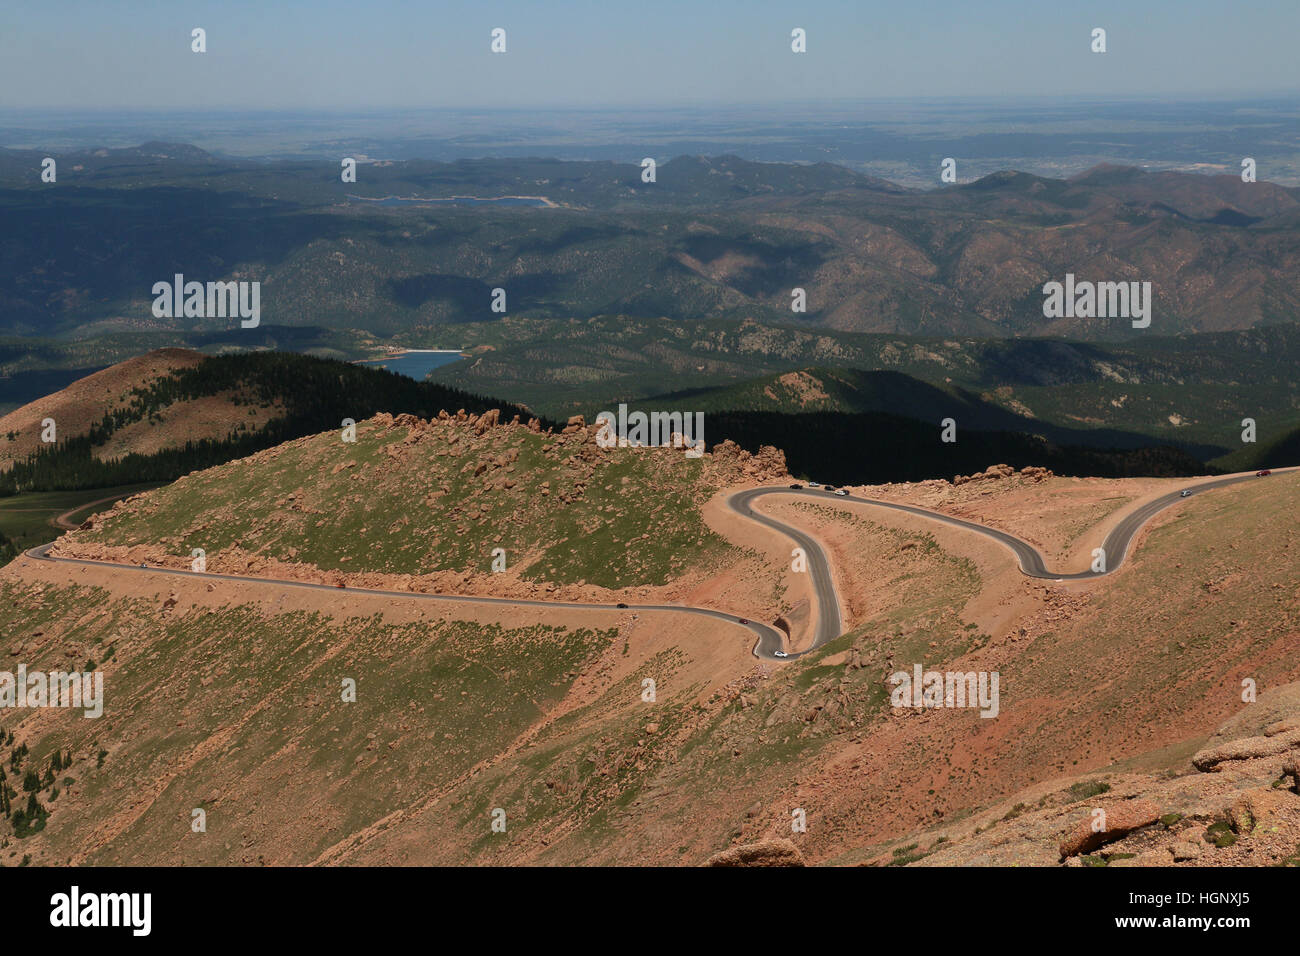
xmin=25 ymin=467 xmax=1292 ymax=661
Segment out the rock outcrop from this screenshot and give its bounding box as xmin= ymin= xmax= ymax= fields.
xmin=1057 ymin=799 xmax=1161 ymax=858
xmin=953 ymin=464 xmax=1054 ymax=486
xmin=705 ymin=839 xmax=806 ymax=867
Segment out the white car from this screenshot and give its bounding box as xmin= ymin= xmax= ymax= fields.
xmin=834 ymin=488 xmax=848 ymax=496
xmin=774 ymin=650 xmax=789 ymax=658
xmin=1180 ymin=489 xmax=1192 ymax=498
xmin=808 ymin=481 xmax=821 ymax=488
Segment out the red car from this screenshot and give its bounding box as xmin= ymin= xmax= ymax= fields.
xmin=1257 ymin=469 xmax=1272 ymax=477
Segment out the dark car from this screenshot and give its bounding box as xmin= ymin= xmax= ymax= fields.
xmin=789 ymin=483 xmax=803 ymax=490
xmin=616 ymin=602 xmax=628 ymax=609
xmin=1257 ymin=469 xmax=1272 ymax=477
xmin=738 ymin=618 xmax=749 ymax=625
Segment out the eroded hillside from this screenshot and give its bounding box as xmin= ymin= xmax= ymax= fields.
xmin=4 ymin=446 xmax=1294 ymax=864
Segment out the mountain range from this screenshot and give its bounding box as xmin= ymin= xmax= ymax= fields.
xmin=4 ymin=148 xmax=1300 ymax=339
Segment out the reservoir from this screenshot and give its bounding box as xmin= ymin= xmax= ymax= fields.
xmin=347 ymin=195 xmax=552 ymax=208
xmin=357 ymin=350 xmax=463 ymax=380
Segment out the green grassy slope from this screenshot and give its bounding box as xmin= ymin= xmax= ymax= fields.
xmin=65 ymin=413 xmax=745 ymax=590
xmin=0 ymin=579 xmax=613 ymax=865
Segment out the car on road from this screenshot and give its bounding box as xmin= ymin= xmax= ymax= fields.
xmin=788 ymin=483 xmax=803 ymax=489
xmin=1180 ymin=489 xmax=1192 ymax=497
xmin=616 ymin=602 xmax=628 ymax=609
xmin=834 ymin=488 xmax=848 ymax=496
xmin=738 ymin=618 xmax=749 ymax=625
xmin=808 ymin=481 xmax=821 ymax=488
xmin=1257 ymin=469 xmax=1272 ymax=477
xmin=774 ymin=650 xmax=789 ymax=658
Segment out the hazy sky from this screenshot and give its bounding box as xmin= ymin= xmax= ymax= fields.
xmin=3 ymin=0 xmax=1297 ymax=110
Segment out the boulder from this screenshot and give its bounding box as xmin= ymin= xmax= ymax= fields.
xmin=1058 ymin=800 xmax=1161 ymax=858
xmin=705 ymin=839 xmax=806 ymax=867
xmin=1192 ymin=729 xmax=1300 ymax=771
xmin=473 ymin=408 xmax=501 ymax=435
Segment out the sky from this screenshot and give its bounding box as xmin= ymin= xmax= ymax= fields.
xmin=2 ymin=0 xmax=1297 ymax=111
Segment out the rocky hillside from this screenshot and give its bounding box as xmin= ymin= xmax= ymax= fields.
xmin=55 ymin=410 xmax=788 ymax=592
xmin=3 ymin=429 xmax=1293 ymax=867
xmin=859 ymin=681 xmax=1300 ymax=868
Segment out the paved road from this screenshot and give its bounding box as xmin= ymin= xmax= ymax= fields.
xmin=729 ymin=466 xmax=1294 ymax=655
xmin=728 ymin=488 xmax=843 ymax=653
xmin=24 ymin=542 xmax=789 ymax=658
xmin=25 ymin=467 xmax=1291 ymax=662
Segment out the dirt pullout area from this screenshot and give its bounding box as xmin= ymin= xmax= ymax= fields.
xmin=0 ymin=348 xmax=204 ymax=469
xmin=852 ymin=467 xmax=1185 ymax=571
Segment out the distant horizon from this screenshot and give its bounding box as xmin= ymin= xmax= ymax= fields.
xmin=3 ymin=0 xmax=1297 ymax=111
xmin=4 ymin=91 xmax=1300 ymax=117
xmin=6 ymin=86 xmax=1296 ymax=189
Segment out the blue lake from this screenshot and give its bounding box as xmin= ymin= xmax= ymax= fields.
xmin=358 ymin=351 xmax=463 ymax=380
xmin=349 ymin=195 xmax=551 ymax=208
